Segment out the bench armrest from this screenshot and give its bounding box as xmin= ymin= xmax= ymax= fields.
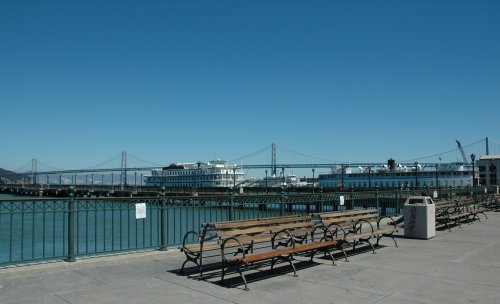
xmin=221 ymin=237 xmax=246 ymax=261
xmin=353 ymin=219 xmax=374 ymax=234
xmin=181 ymin=230 xmax=200 ymax=254
xmin=322 ymin=223 xmax=347 ymax=242
xmin=272 ymin=229 xmax=295 ymax=249
xmin=377 ymin=215 xmax=399 ymax=231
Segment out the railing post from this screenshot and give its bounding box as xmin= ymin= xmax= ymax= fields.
xmin=286 ymin=188 xmax=293 ymax=213
xmin=396 ymin=189 xmax=400 ymax=215
xmin=351 ymin=189 xmax=355 ymax=210
xmin=66 ymin=186 xmax=76 ymax=262
xmin=159 ymin=187 xmax=167 ymax=251
xmin=229 ymin=189 xmax=234 ymax=221
xmin=376 ymin=188 xmax=381 ymax=214
xmin=319 ymin=187 xmax=324 ymax=213
xmin=332 ymin=192 xmax=337 ymax=212
xmin=280 ymin=188 xmax=285 ymax=216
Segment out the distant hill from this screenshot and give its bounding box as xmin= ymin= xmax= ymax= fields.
xmin=0 ymin=168 xmax=16 ymax=184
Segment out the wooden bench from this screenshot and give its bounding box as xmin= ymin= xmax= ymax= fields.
xmin=313 ymin=209 xmax=399 ymax=258
xmin=480 ymin=194 xmax=500 ymax=211
xmin=180 ymin=214 xmax=338 ymax=283
xmin=435 ymin=200 xmax=473 ymax=231
xmin=435 ymin=201 xmax=458 ymax=230
xmin=456 ymin=197 xmax=488 ymax=222
xmin=219 ymin=218 xmax=341 ymax=290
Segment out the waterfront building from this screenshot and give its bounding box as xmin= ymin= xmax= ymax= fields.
xmin=318 ymin=162 xmax=473 ymax=190
xmin=477 ymin=155 xmax=500 ymax=186
xmin=144 ymin=159 xmax=245 ymax=188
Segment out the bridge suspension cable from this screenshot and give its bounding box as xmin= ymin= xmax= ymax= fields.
xmin=127 ymin=152 xmax=163 ymax=167
xmin=82 ymin=153 xmax=122 ymax=170
xmin=229 ymin=144 xmax=272 ymax=165
xmin=10 ymin=160 xmax=33 ymax=173
xmin=277 ymin=145 xmax=346 ymax=164
xmin=400 ymin=138 xmax=488 ymax=163
xmin=488 ymin=137 xmax=500 ymax=155
xmin=36 ymin=160 xmax=66 ymax=172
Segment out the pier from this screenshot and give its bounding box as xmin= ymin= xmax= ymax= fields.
xmin=1 ymin=203 xmax=500 ymax=303
xmin=1 ymin=187 xmax=496 ymax=266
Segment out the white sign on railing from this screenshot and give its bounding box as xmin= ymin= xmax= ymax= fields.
xmin=135 ymin=203 xmax=146 ymax=219
xmin=339 ymin=196 xmax=345 ymax=206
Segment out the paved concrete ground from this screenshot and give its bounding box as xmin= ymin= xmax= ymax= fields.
xmin=1 ymin=211 xmax=500 ymax=304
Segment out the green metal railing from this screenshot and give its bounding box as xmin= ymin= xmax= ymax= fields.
xmin=0 ymin=186 xmax=496 ymax=266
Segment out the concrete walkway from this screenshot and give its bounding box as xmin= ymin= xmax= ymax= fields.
xmin=1 ymin=212 xmax=500 ymax=304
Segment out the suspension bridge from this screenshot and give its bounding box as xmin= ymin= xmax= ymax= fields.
xmin=1 ymin=137 xmax=499 ymax=187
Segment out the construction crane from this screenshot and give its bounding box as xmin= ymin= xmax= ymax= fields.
xmin=455 ymin=140 xmax=468 ymax=164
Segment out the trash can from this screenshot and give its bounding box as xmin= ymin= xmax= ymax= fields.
xmin=404 ymin=196 xmax=436 ymax=239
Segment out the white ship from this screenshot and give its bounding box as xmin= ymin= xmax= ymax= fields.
xmin=144 ymin=159 xmax=245 ymax=188
xmin=319 ymin=162 xmax=473 ymax=189
xmin=253 ymin=172 xmax=308 ymax=188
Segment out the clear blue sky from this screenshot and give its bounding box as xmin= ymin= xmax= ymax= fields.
xmin=1 ymin=0 xmax=499 ymax=173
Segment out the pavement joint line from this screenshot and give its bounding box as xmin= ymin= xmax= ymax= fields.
xmin=53 ymin=293 xmax=73 ymax=304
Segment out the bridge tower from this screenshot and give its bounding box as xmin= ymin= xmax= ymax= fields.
xmin=271 ymin=143 xmax=277 ymax=176
xmin=31 ymin=158 xmax=37 ymax=185
xmin=120 ymin=151 xmax=127 ymax=189
xmin=486 ymin=137 xmax=489 ymax=155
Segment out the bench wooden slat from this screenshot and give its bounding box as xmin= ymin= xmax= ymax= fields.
xmin=218 ymin=226 xmax=273 ymax=238
xmin=237 ymin=240 xmax=339 ymax=265
xmin=209 ymin=215 xmax=311 ymax=229
xmin=322 ymin=214 xmax=378 ymax=225
xmin=320 ymin=209 xmax=377 ymax=219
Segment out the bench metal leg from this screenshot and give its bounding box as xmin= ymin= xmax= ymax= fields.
xmin=325 ymin=248 xmax=336 ymax=266
xmin=353 ymin=239 xmax=375 ymax=254
xmin=339 ymin=244 xmax=349 ymax=262
xmin=221 ymin=261 xmax=226 ymax=281
xmin=227 ymin=255 xmax=298 ymax=290
xmin=180 ymin=254 xmax=203 ymax=278
xmin=310 ymin=247 xmax=336 ymax=265
xmin=221 ymin=261 xmax=249 ymax=291
xmin=237 ymin=267 xmax=249 ymax=291
xmin=377 ymin=234 xmax=398 ymax=248
xmin=288 ymin=255 xmax=298 ymax=277
xmin=271 ymin=257 xmax=277 ymax=270
xmin=445 ymin=221 xmax=452 ymax=232
xmin=367 ymin=239 xmax=376 ymax=254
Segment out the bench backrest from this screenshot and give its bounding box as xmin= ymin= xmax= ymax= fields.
xmin=201 ymin=215 xmax=313 ymax=243
xmin=313 ymin=209 xmax=379 ymax=227
xmin=435 ymin=201 xmax=456 ymax=210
